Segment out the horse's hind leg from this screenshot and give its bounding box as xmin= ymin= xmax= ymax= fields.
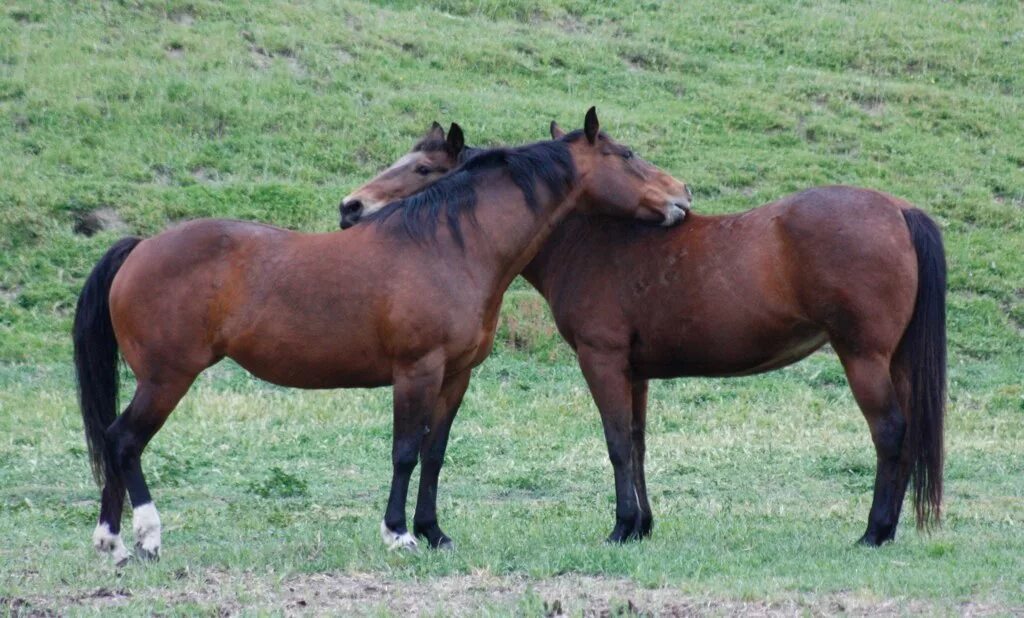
xmin=103 ymin=374 xmax=193 ymax=561
xmin=837 ymin=351 xmax=910 ymax=546
xmin=93 ymin=475 xmax=130 ymax=565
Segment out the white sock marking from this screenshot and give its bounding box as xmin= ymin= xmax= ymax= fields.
xmin=380 ymin=520 xmax=417 ymax=551
xmin=92 ymin=522 xmax=131 ymax=565
xmin=132 ymin=502 xmax=162 ymax=557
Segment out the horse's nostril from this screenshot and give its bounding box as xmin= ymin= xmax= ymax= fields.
xmin=341 ymin=199 xmax=364 ymax=215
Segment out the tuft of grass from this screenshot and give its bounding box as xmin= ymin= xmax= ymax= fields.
xmin=247 ymin=466 xmax=310 ymax=499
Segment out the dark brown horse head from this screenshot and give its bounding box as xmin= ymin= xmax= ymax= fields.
xmin=554 ymin=108 xmax=691 ymax=226
xmin=339 ymin=122 xmax=465 ymax=228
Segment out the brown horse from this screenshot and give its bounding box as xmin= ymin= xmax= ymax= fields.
xmin=342 ymin=123 xmax=946 ymax=547
xmin=73 ymin=108 xmax=690 ymax=564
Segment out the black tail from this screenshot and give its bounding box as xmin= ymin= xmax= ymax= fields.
xmin=899 ymin=209 xmax=947 ymax=530
xmin=73 ymin=236 xmax=142 ymax=486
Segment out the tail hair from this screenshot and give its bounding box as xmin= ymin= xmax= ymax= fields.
xmin=73 ymin=236 xmax=142 ymax=486
xmin=900 ymin=208 xmax=947 ymax=529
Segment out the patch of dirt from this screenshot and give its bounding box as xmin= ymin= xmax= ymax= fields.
xmin=623 ymin=54 xmax=648 ymax=73
xmin=284 ymin=56 xmax=306 ymax=78
xmin=39 ymin=571 xmax=1018 ymax=617
xmin=169 ymin=10 xmax=195 ymax=26
xmin=0 ymin=285 xmax=21 ymax=304
xmin=72 ymin=207 xmax=127 ymax=237
xmin=1 ymin=595 xmax=56 ymax=617
xmin=190 ymin=166 xmax=222 ymax=184
xmin=165 ymin=42 xmax=185 ymax=60
xmin=557 ymin=14 xmax=585 ymax=34
xmin=249 ymin=45 xmax=273 ymax=70
xmin=151 ymin=164 xmax=174 ymax=185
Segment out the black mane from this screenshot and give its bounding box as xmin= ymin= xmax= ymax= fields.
xmin=364 ymin=139 xmax=576 ymax=247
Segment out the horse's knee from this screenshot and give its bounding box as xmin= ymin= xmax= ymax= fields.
xmin=605 ymin=431 xmax=633 ymax=468
xmin=392 ymin=440 xmax=419 ymax=475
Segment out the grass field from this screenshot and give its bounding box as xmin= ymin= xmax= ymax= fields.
xmin=1 ymin=1 xmax=1023 ymax=615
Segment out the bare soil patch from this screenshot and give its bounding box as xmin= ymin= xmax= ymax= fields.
xmin=72 ymin=207 xmax=127 ymax=237
xmin=34 ymin=571 xmax=1015 ymax=616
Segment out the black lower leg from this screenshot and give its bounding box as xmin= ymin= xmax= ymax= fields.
xmin=412 ymin=462 xmax=450 ymax=548
xmin=98 ymin=466 xmax=126 ymax=534
xmin=384 ymin=434 xmax=421 ymax=534
xmin=413 ymin=373 xmax=470 ymax=549
xmin=631 ymin=379 xmax=653 ymax=538
xmin=384 ymin=360 xmax=443 ymax=542
xmin=860 ymin=411 xmax=908 ymax=546
xmin=413 ymin=425 xmax=455 ymax=548
xmin=606 ymin=431 xmax=642 ymax=543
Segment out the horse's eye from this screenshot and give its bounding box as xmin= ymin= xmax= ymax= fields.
xmin=623 ymin=150 xmax=634 ymax=160
xmin=415 ymin=165 xmax=431 ymax=176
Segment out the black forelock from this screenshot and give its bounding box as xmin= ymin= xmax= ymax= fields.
xmin=364 ymin=140 xmax=576 ymax=247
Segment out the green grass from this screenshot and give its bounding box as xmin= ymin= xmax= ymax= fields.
xmin=1 ymin=0 xmax=1022 ymax=614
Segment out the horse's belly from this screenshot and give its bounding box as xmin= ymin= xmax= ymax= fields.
xmin=631 ymin=325 xmax=828 ymax=379
xmin=228 ymin=337 xmax=393 ymax=389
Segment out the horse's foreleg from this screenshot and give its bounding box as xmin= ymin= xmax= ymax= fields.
xmin=381 ymin=353 xmax=445 ymax=551
xmin=102 ymin=375 xmax=191 ymax=563
xmin=630 ymin=378 xmax=653 ymax=538
xmin=839 ymin=352 xmax=909 ymax=546
xmin=578 ymin=347 xmax=644 ymax=543
xmin=412 ymin=369 xmax=472 ymax=549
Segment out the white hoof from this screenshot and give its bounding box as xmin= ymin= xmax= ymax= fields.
xmin=93 ymin=522 xmax=131 ymax=566
xmin=132 ymin=503 xmax=162 ymax=560
xmin=381 ymin=520 xmax=418 ymax=551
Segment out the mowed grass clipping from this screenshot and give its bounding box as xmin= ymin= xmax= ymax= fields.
xmin=0 ymin=0 xmax=1022 ymax=615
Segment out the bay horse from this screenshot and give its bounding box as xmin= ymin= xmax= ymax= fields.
xmin=73 ymin=108 xmax=690 ymax=565
xmin=341 ymin=123 xmax=946 ymax=547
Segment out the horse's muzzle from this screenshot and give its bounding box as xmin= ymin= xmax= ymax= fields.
xmin=661 ymin=202 xmax=688 ymax=227
xmin=339 ymin=199 xmax=364 ymax=229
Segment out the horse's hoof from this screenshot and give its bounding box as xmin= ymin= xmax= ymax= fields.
xmin=606 ymin=532 xmax=637 ymax=544
xmin=93 ymin=523 xmax=132 ymax=565
xmin=856 ymin=525 xmax=897 ymax=547
xmin=131 ymin=503 xmax=162 ymax=561
xmin=856 ymin=534 xmax=890 ymax=548
xmin=606 ymin=520 xmax=644 ymax=544
xmin=639 ymin=518 xmax=654 ymax=539
xmin=414 ymin=523 xmax=454 ymax=550
xmin=381 ymin=520 xmax=418 ymax=552
xmin=135 ymin=543 xmax=160 ymax=562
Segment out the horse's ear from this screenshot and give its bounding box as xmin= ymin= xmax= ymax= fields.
xmin=584 ymin=106 xmax=599 ymax=145
xmin=428 ymin=121 xmax=445 ymax=141
xmin=550 ymin=121 xmax=566 ymax=139
xmin=446 ymin=123 xmax=465 ymax=155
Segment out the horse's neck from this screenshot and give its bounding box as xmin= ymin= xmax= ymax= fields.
xmin=520 ymin=213 xmax=594 ymax=298
xmin=466 ymin=179 xmax=581 ymax=299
